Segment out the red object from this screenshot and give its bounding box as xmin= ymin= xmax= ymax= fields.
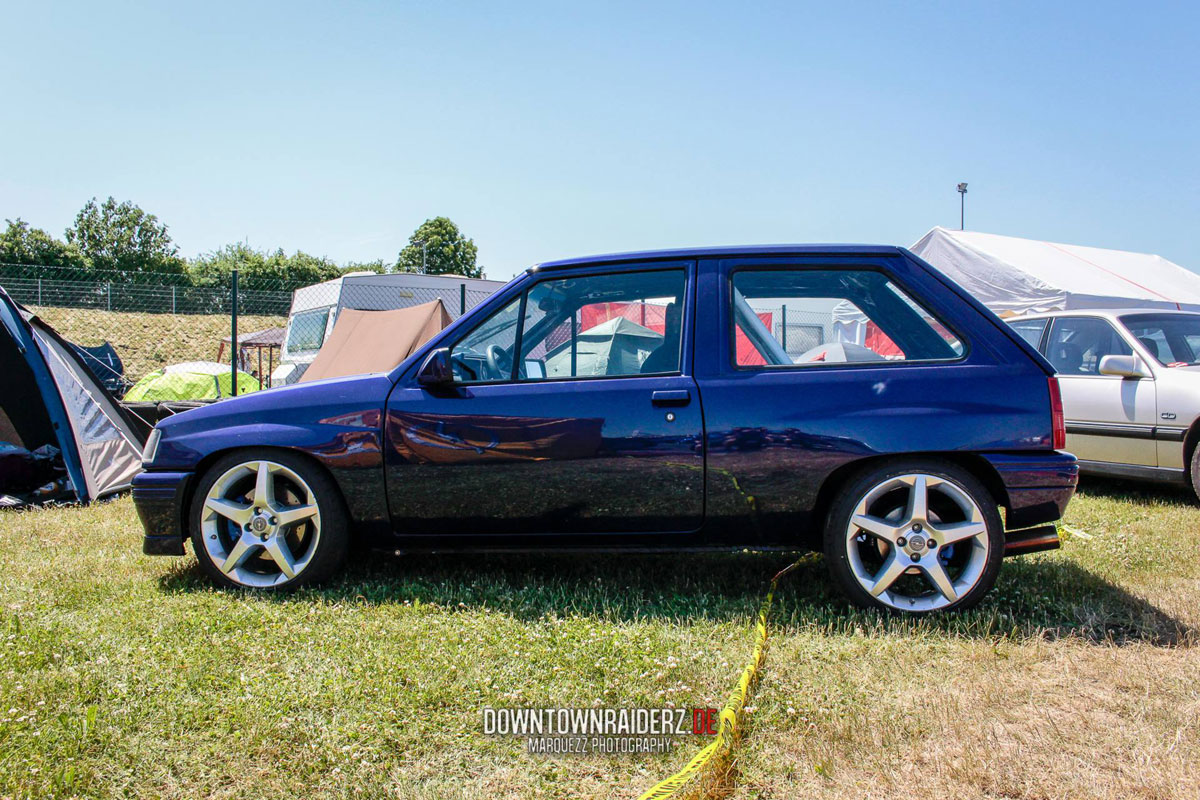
xmin=579 ymin=302 xmax=667 ymax=334
xmin=864 ymin=321 xmax=904 ymax=357
xmin=734 ymin=312 xmax=774 ymax=365
xmin=692 ymin=708 xmax=719 ymax=735
xmin=1048 ymin=377 xmax=1066 ymax=450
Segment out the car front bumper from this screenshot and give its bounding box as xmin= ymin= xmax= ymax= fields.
xmin=983 ymin=451 xmax=1079 ymax=531
xmin=132 ymin=470 xmax=192 ymax=556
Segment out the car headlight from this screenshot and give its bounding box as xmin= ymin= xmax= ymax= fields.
xmin=142 ymin=428 xmax=162 ymax=465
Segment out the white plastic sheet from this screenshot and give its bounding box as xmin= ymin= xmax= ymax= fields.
xmin=911 ymin=227 xmax=1200 ymax=315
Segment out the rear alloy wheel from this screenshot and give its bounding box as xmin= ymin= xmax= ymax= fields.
xmin=190 ymin=450 xmax=348 ymax=589
xmin=824 ymin=461 xmax=1003 ymax=613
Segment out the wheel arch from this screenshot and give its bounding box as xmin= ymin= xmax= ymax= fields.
xmin=181 ymin=445 xmax=351 ymax=540
xmin=810 ymin=451 xmax=1011 ymax=533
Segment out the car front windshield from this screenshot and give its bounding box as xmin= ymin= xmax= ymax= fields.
xmin=1121 ymin=313 xmax=1200 ymax=365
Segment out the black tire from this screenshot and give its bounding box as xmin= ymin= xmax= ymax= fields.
xmin=189 ymin=448 xmax=349 ymax=590
xmin=1190 ymin=446 xmax=1200 ymax=505
xmin=823 ymin=458 xmax=1004 ymax=614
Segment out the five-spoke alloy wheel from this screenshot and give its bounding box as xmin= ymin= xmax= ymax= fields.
xmin=190 ymin=449 xmax=348 ymax=590
xmin=824 ymin=459 xmax=1004 ymax=613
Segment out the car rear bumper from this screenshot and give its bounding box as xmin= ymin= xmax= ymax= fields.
xmin=983 ymin=451 xmax=1079 ymax=531
xmin=132 ymin=470 xmax=191 ymax=556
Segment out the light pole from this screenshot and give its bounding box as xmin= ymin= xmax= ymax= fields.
xmin=957 ymin=182 xmax=968 ymax=230
xmin=411 ymin=238 xmax=429 ymax=273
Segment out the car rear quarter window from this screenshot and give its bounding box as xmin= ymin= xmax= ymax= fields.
xmin=1008 ymin=318 xmax=1048 ymax=351
xmin=730 ymin=269 xmax=964 ymax=368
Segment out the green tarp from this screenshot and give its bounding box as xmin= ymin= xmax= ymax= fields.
xmin=124 ymin=361 xmax=260 ymax=402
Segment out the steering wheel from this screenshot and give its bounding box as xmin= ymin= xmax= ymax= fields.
xmin=485 ymin=344 xmax=513 ymax=379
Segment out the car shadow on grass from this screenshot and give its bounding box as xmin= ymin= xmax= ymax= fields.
xmin=1076 ymin=474 xmax=1197 ymax=506
xmin=158 ymin=543 xmax=1193 ymax=647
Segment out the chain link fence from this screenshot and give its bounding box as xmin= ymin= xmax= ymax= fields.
xmin=0 ymin=263 xmax=503 ymax=398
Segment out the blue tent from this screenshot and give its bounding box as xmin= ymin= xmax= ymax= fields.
xmin=0 ymin=287 xmax=145 ymax=505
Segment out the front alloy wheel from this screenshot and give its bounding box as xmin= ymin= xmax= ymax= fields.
xmin=190 ymin=449 xmax=348 ymax=589
xmin=825 ymin=461 xmax=1004 ymax=613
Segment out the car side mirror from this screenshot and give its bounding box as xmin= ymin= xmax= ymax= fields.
xmin=1098 ymin=354 xmax=1149 ymax=379
xmin=417 ymin=348 xmax=454 ymax=387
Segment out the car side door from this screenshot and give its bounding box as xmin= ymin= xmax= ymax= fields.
xmin=1043 ymin=316 xmax=1157 ymax=466
xmin=382 ymin=261 xmax=705 ymax=540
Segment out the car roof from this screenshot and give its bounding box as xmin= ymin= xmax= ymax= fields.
xmin=1008 ymin=308 xmax=1200 ymax=322
xmin=532 ymin=244 xmax=906 ymax=271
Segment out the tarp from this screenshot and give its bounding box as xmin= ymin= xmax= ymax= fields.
xmin=300 ymin=299 xmax=452 ymax=383
xmin=911 ymin=227 xmax=1200 ymax=316
xmin=544 ymin=316 xmax=663 ymax=377
xmin=69 ymin=341 xmax=125 ymax=395
xmin=125 ymin=361 xmax=260 ymax=402
xmin=0 ymin=287 xmax=144 ymax=504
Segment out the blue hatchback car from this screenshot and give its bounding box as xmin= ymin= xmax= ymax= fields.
xmin=134 ymin=246 xmax=1077 ymax=613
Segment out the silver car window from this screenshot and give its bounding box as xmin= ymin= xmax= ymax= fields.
xmin=1046 ymin=318 xmax=1132 ymax=375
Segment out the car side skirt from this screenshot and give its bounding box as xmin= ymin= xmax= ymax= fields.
xmin=1076 ymin=460 xmax=1188 ymax=484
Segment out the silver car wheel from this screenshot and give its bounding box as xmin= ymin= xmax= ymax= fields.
xmin=844 ymin=473 xmax=990 ymax=612
xmin=199 ymin=460 xmax=322 ymax=588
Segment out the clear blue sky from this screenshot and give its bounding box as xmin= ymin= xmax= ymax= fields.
xmin=3 ymin=1 xmax=1198 ymax=280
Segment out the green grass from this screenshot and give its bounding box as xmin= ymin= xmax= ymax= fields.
xmin=0 ymin=479 xmax=1197 ymax=799
xmin=30 ymin=307 xmax=284 ymax=382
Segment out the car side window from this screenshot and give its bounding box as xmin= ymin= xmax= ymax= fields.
xmin=730 ymin=269 xmax=964 ymax=367
xmin=449 ymin=296 xmax=522 ymax=383
xmin=1008 ymin=319 xmax=1048 ymax=351
xmin=449 ymin=269 xmax=687 ymax=383
xmin=519 ymin=270 xmax=686 ymax=380
xmin=1120 ymin=313 xmax=1200 ymax=366
xmin=1045 ymin=317 xmax=1132 ymax=375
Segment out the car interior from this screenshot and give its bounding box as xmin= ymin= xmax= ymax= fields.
xmin=449 ymin=269 xmax=686 ymax=383
xmin=1121 ymin=313 xmax=1200 ymax=365
xmin=1046 ymin=318 xmax=1131 ymax=375
xmin=732 ymin=269 xmax=963 ymax=367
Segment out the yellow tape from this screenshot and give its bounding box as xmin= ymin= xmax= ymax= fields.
xmin=637 ymin=560 xmax=800 ymax=800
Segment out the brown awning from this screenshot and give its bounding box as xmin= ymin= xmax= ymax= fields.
xmin=299 ymin=300 xmax=451 ymax=383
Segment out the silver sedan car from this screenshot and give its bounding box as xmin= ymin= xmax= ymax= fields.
xmin=1007 ymin=309 xmax=1200 ymax=499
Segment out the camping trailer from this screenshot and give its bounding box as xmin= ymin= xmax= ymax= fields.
xmin=273 ymin=272 xmax=504 ymax=385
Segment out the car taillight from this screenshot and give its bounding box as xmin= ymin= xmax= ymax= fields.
xmin=1048 ymin=377 xmax=1066 ymax=450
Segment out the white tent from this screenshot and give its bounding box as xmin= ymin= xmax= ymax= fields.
xmin=910 ymin=227 xmax=1200 ymax=316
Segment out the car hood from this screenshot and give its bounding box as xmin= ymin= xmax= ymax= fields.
xmin=156 ymin=373 xmax=393 ymax=434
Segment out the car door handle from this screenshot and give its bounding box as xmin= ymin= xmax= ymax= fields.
xmin=651 ymin=389 xmax=691 ymax=407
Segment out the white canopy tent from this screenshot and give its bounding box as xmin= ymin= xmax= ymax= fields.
xmin=910 ymin=227 xmax=1200 ymax=316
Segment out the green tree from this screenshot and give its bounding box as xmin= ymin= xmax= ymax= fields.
xmin=340 ymin=259 xmax=387 ymax=275
xmin=0 ymin=218 xmax=88 ymax=273
xmin=189 ymin=242 xmax=344 ymax=289
xmin=65 ymin=197 xmax=186 ymax=279
xmin=395 ymin=217 xmax=481 ymax=278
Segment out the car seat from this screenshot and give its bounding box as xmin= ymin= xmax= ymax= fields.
xmin=1048 ymin=342 xmax=1084 ymax=374
xmin=641 ymin=302 xmax=682 ymax=373
xmin=1137 ymin=337 xmax=1162 ymax=361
